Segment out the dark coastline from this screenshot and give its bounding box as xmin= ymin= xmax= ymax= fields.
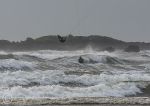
xmin=0 ymin=35 xmax=150 ymax=51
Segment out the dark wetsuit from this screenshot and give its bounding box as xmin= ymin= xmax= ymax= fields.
xmin=57 ymin=35 xmax=67 ymax=43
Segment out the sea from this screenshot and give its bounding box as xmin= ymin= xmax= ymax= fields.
xmin=0 ymin=47 xmax=150 ymax=100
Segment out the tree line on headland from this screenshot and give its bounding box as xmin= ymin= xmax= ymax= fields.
xmin=0 ymin=35 xmax=150 ymax=51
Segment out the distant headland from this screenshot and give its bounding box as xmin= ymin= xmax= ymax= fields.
xmin=0 ymin=35 xmax=150 ymax=51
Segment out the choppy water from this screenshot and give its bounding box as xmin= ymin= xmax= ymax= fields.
xmin=0 ymin=48 xmax=150 ymax=99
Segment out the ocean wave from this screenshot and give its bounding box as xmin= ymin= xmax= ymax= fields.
xmin=0 ymin=69 xmax=149 ymax=97
xmin=0 ymin=82 xmax=144 ymax=98
xmin=0 ymin=59 xmax=36 ymax=71
xmin=0 ymin=50 xmax=149 ymax=98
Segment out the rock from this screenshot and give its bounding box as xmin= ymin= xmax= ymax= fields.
xmin=124 ymin=45 xmax=140 ymax=52
xmin=78 ymin=56 xmax=84 ymax=63
xmin=104 ymin=47 xmax=115 ymax=52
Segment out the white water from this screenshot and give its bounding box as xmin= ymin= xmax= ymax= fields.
xmin=0 ymin=59 xmax=36 ymax=70
xmin=0 ymin=49 xmax=149 ymax=99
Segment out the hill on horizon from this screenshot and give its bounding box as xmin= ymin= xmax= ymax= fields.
xmin=0 ymin=35 xmax=149 ymax=51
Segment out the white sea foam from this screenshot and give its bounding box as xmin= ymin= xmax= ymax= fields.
xmin=0 ymin=50 xmax=149 ymax=98
xmin=0 ymin=69 xmax=149 ymax=98
xmin=10 ymin=49 xmax=117 ymax=60
xmin=0 ymin=51 xmax=8 ymax=55
xmin=0 ymin=82 xmax=143 ymax=98
xmin=0 ymin=59 xmax=36 ymax=70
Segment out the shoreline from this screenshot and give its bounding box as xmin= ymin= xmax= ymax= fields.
xmin=0 ymin=97 xmax=150 ymax=105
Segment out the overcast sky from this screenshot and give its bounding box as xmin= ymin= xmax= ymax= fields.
xmin=0 ymin=0 xmax=150 ymax=42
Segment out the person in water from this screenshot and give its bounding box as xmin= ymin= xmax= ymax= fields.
xmin=78 ymin=56 xmax=84 ymax=63
xmin=57 ymin=35 xmax=84 ymax=63
xmin=57 ymin=35 xmax=67 ymax=43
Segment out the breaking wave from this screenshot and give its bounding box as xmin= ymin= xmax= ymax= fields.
xmin=0 ymin=59 xmax=36 ymax=71
xmin=0 ymin=50 xmax=149 ymax=98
